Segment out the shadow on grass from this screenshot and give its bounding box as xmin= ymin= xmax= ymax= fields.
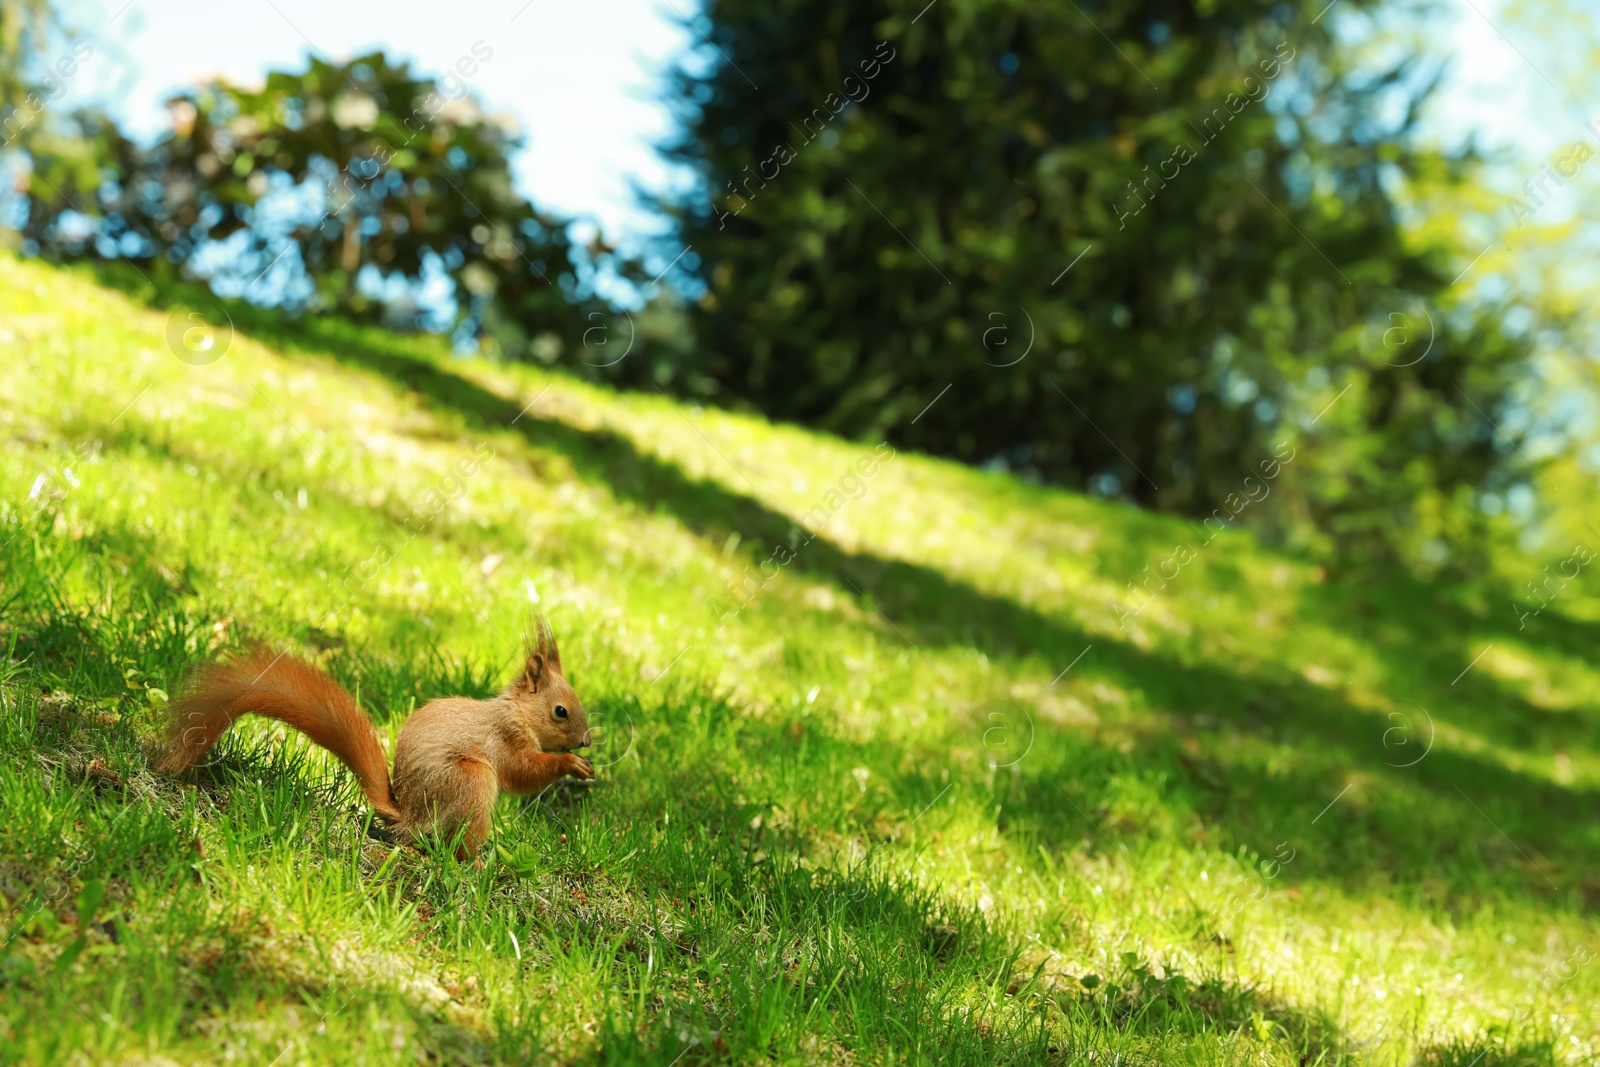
xmin=6 ymin=518 xmax=1569 ymax=1065
xmin=1047 ymin=956 xmax=1350 ymax=1063
xmin=44 ymin=264 xmax=1600 ymax=916
xmin=3 ymin=612 xmax=1070 ymax=1064
xmin=1414 ymin=1036 xmax=1566 ymax=1067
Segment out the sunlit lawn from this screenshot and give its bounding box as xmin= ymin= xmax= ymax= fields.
xmin=0 ymin=255 xmax=1595 ymax=1065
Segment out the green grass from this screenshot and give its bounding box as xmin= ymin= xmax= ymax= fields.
xmin=0 ymin=254 xmax=1595 ymax=1065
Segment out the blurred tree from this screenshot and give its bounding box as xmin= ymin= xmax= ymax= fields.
xmin=12 ymin=51 xmax=615 ymax=357
xmin=0 ymin=0 xmax=96 ymax=175
xmin=0 ymin=0 xmax=55 ymax=123
xmin=662 ymin=0 xmax=1533 ymax=566
xmin=1442 ymin=0 xmax=1600 ymax=578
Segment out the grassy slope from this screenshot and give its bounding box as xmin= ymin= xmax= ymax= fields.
xmin=0 ymin=255 xmax=1595 ymax=1066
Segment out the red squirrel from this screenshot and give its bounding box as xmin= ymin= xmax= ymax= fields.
xmin=158 ymin=619 xmax=594 ymax=856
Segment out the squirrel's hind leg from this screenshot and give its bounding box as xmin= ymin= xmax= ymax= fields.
xmin=400 ymin=754 xmax=499 ymax=860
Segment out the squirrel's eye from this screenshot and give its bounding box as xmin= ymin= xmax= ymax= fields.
xmin=554 ymin=705 xmax=568 ymax=719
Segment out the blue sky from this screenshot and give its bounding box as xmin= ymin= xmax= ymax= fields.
xmin=49 ymin=0 xmax=1569 ymax=251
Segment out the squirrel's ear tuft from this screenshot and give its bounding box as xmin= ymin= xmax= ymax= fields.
xmin=520 ymin=614 xmax=562 ymax=689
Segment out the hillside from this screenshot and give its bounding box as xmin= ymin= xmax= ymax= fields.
xmin=0 ymin=255 xmax=1595 ymax=1066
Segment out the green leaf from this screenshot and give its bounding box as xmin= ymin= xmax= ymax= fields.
xmin=76 ymin=879 xmax=104 ymax=928
xmin=54 ymin=935 xmax=87 ymax=973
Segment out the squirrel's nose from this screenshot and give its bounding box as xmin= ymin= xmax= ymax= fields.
xmin=581 ymin=730 xmax=591 ymax=748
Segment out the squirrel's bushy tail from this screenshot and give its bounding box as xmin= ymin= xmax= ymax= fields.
xmin=159 ymin=647 xmax=401 ymax=822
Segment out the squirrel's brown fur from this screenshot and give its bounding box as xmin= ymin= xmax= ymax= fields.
xmin=158 ymin=618 xmax=593 ymax=857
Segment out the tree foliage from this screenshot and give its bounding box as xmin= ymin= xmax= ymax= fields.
xmin=0 ymin=0 xmax=55 ymax=122
xmin=10 ymin=51 xmax=605 ymax=353
xmin=662 ymin=0 xmax=1532 ymax=565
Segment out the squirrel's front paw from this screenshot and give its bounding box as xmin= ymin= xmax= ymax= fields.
xmin=566 ymin=754 xmax=595 ymax=780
